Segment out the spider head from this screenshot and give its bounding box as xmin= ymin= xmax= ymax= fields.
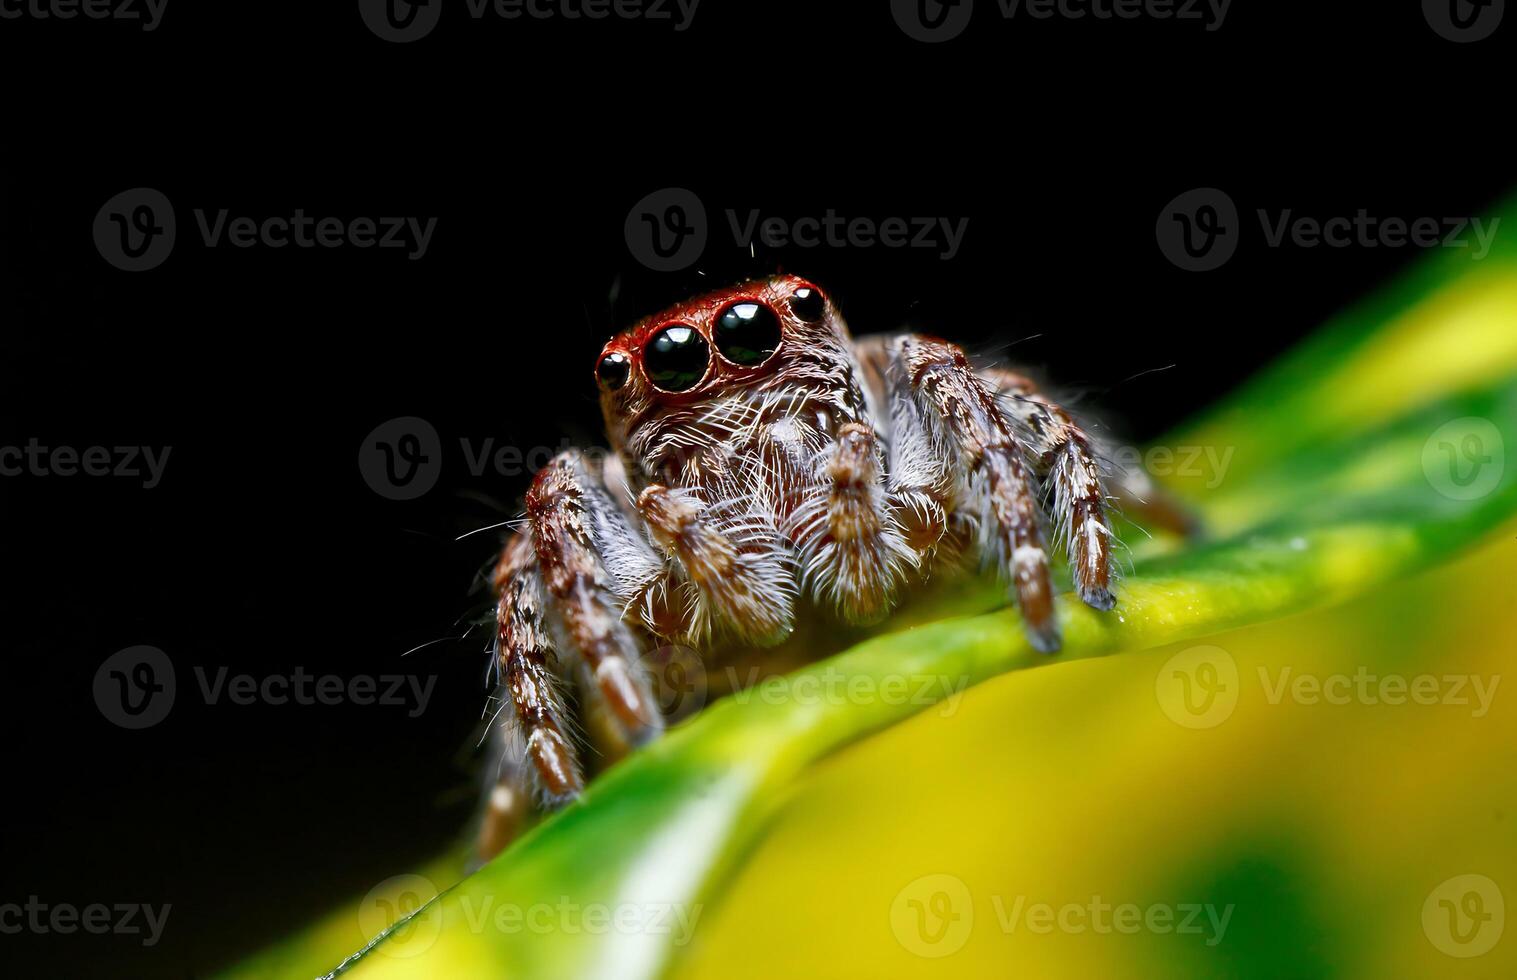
xmin=594 ymin=275 xmax=847 ymax=453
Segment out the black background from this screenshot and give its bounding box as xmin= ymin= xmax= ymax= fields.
xmin=1 ymin=1 xmax=1513 ymax=976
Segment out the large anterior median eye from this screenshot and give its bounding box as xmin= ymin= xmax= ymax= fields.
xmin=644 ymin=324 xmax=709 ymax=392
xmin=714 ymin=301 xmax=782 ymax=365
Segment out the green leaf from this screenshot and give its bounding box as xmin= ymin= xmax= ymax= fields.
xmin=221 ymin=194 xmax=1517 ymax=980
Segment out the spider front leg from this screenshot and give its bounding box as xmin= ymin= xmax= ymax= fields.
xmin=527 ymin=453 xmax=666 ymax=747
xmin=891 ymin=336 xmax=1065 ymax=651
xmin=478 ymin=531 xmax=582 ymax=863
xmin=475 ymin=704 xmax=536 ymax=863
xmin=982 ymin=368 xmax=1116 ymax=611
xmin=636 ymin=483 xmax=796 ymax=645
xmin=481 ymin=453 xmax=666 ymax=860
xmin=785 ymin=422 xmax=916 ymax=625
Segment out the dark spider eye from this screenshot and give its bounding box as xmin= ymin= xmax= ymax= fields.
xmin=789 ymin=286 xmax=826 ymax=322
xmin=714 ymin=301 xmax=782 ymax=366
xmin=644 ymin=324 xmax=709 ymax=392
xmin=596 ymin=351 xmax=631 ymax=391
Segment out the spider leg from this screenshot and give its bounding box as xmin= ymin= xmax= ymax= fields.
xmin=1089 ymin=440 xmax=1204 ymax=539
xmin=527 ymin=453 xmax=665 ymax=748
xmin=783 ymin=422 xmax=916 ymax=624
xmin=981 ymin=368 xmax=1117 ymax=611
xmin=474 ymin=703 xmax=535 ymax=863
xmin=636 ymin=483 xmax=796 ymax=646
xmin=491 ymin=531 xmax=583 ymax=813
xmin=854 ymin=336 xmax=959 ymax=569
xmin=889 ymin=335 xmax=1063 ymax=652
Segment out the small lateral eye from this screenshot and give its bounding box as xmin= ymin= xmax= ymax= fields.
xmin=597 ymin=351 xmax=631 ymax=391
xmin=714 ymin=301 xmax=782 ymax=366
xmin=644 ymin=324 xmax=710 ymax=392
xmin=789 ymin=286 xmax=826 ymax=322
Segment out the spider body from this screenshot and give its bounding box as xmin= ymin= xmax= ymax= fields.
xmin=479 ymin=274 xmax=1143 ymax=859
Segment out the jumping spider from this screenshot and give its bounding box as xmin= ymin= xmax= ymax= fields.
xmin=477 ymin=274 xmax=1180 ymax=859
